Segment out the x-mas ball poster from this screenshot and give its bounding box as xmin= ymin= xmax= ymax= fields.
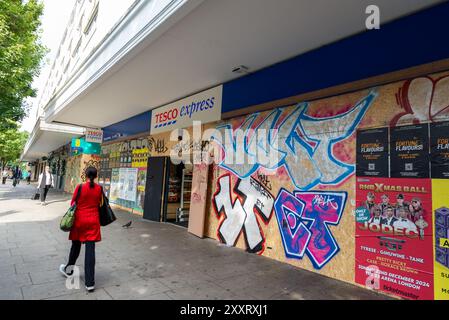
xmin=355 ymin=177 xmax=434 ymax=300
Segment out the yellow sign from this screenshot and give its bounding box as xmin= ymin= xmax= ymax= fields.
xmin=132 ymin=148 xmax=149 ymax=168
xmin=432 ymin=179 xmax=449 ymax=300
xmin=440 ymin=238 xmax=449 ymax=249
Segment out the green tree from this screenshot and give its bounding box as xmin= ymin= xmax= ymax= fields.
xmin=0 ymin=0 xmax=46 ymax=130
xmin=0 ymin=122 xmax=29 ymax=169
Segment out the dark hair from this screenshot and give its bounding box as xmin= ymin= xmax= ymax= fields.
xmin=85 ymin=167 xmax=98 ymax=189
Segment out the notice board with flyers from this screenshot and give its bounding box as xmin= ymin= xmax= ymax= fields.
xmin=355 ymin=122 xmax=449 ymax=300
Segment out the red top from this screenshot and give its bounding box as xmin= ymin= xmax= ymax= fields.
xmin=69 ymin=182 xmax=102 ymax=242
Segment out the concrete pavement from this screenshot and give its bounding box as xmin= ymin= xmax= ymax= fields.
xmin=0 ymin=181 xmax=389 ymax=300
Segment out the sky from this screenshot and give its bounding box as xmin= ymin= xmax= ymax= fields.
xmin=20 ymin=0 xmax=76 ymax=133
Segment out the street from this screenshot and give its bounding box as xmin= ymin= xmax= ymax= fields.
xmin=0 ymin=182 xmax=388 ymax=300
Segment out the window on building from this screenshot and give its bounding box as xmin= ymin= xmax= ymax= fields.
xmin=72 ymin=38 xmax=82 ymax=57
xmin=63 ymin=61 xmax=70 ymax=75
xmin=78 ymin=13 xmax=84 ymax=32
xmin=84 ymin=1 xmax=98 ymax=35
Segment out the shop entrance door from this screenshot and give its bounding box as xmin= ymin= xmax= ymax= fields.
xmin=143 ymin=157 xmax=168 ymax=221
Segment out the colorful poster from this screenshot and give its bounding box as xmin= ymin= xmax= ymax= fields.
xmin=100 ymin=153 xmax=110 ymax=171
xmin=99 ymin=168 xmax=112 ymax=199
xmin=134 ymin=168 xmax=147 ymax=213
xmin=432 ymin=179 xmax=449 ymax=300
xmin=356 ymin=128 xmax=389 ymax=177
xmin=110 ymin=151 xmax=119 ymax=168
xmin=132 ymin=148 xmax=149 ymax=168
xmin=355 ymin=176 xmax=434 ymax=300
xmin=390 ymin=124 xmax=430 ymax=178
xmin=430 ymin=121 xmax=449 ymax=179
xmin=110 ymin=168 xmax=120 ymax=203
xmin=119 ymin=167 xmax=138 ymax=202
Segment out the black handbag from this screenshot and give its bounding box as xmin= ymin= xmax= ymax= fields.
xmin=99 ymin=186 xmax=116 ymax=226
xmin=32 ymin=192 xmax=40 ymax=200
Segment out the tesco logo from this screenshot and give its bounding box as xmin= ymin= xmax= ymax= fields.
xmin=151 ymin=86 xmax=222 ymax=133
xmin=155 ymin=108 xmax=179 ymax=124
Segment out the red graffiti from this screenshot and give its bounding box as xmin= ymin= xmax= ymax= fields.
xmin=391 ymin=75 xmax=449 ymax=126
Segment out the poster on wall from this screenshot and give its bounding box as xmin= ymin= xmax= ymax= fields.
xmin=110 ymin=168 xmax=120 ymax=203
xmin=99 ymin=168 xmax=112 ymax=199
xmin=432 ymin=180 xmax=449 ymax=300
xmin=355 ymin=176 xmax=434 ymax=300
xmin=118 ymin=168 xmax=125 ymax=199
xmin=132 ymin=148 xmax=149 ymax=168
xmin=356 ymin=127 xmax=389 ymax=177
xmin=110 ymin=150 xmax=119 ymax=168
xmin=134 ymin=168 xmax=147 ymax=213
xmin=390 ymin=124 xmax=429 ymax=178
xmin=430 ymin=121 xmax=449 ymax=179
xmin=118 ymin=167 xmax=138 ymax=202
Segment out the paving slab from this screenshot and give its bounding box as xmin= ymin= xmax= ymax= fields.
xmin=0 ymin=182 xmax=392 ymax=300
xmin=45 ymin=288 xmax=113 ymax=300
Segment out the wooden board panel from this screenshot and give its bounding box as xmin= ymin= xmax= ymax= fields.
xmin=203 ymin=70 xmax=449 ymax=286
xmin=188 ymin=163 xmax=210 ymax=238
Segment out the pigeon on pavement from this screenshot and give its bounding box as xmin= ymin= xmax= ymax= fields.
xmin=122 ymin=221 xmax=132 ymax=228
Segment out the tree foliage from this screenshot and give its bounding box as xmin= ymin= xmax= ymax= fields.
xmin=0 ymin=122 xmax=29 ymax=168
xmin=0 ymin=0 xmax=46 ymax=130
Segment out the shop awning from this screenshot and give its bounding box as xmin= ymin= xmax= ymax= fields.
xmin=21 ymin=118 xmax=85 ymax=162
xmin=43 ymin=0 xmax=442 ymax=129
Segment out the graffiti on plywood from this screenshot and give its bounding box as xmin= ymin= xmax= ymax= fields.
xmin=213 ymin=174 xmax=274 ymax=253
xmin=274 ymin=189 xmax=347 ymax=269
xmin=81 ymin=156 xmax=100 ymax=182
xmin=64 ymin=155 xmax=81 ymax=193
xmin=148 ymin=137 xmax=168 ymax=154
xmin=213 ymin=92 xmax=376 ymax=190
xmin=391 ymin=75 xmax=449 ymax=126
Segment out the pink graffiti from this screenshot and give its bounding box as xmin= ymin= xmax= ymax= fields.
xmin=274 ymin=190 xmax=347 ymax=269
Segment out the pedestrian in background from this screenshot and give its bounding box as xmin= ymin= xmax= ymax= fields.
xmin=12 ymin=166 xmax=21 ymax=187
xmin=1 ymin=168 xmax=8 ymax=184
xmin=26 ymin=170 xmax=32 ymax=184
xmin=37 ymin=166 xmax=54 ymax=205
xmin=59 ymin=167 xmax=102 ymax=292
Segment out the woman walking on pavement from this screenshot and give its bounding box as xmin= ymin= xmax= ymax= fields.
xmin=1 ymin=168 xmax=8 ymax=184
xmin=59 ymin=167 xmax=102 ymax=292
xmin=37 ymin=166 xmax=54 ymax=205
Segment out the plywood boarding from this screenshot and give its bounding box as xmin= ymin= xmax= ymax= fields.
xmin=204 ymin=70 xmax=449 ymax=285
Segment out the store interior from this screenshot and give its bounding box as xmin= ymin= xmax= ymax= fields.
xmin=165 ymin=161 xmax=193 ymax=228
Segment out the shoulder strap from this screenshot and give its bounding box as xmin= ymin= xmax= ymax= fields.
xmin=99 ymin=185 xmax=106 ymax=206
xmin=75 ymin=184 xmax=82 ymax=203
xmin=100 ymin=185 xmax=106 ymax=198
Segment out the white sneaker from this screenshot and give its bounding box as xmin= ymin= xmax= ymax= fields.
xmin=85 ymin=285 xmax=95 ymax=292
xmin=59 ymin=264 xmax=73 ymax=278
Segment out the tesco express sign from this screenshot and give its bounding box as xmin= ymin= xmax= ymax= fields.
xmin=150 ymin=85 xmax=222 ymax=134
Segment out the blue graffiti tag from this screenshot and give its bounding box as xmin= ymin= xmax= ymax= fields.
xmin=212 ymin=91 xmax=377 ymax=190
xmin=274 ymin=189 xmax=347 ymax=269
